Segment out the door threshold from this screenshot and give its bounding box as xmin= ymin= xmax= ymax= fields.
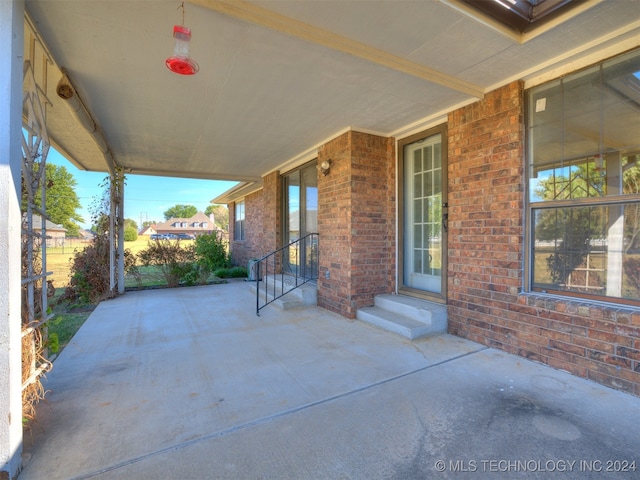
xmin=398 ymin=287 xmax=446 ymax=304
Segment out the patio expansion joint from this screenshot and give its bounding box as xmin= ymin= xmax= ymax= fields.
xmin=69 ymin=345 xmax=489 ymax=480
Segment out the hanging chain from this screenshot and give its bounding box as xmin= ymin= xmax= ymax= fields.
xmin=178 ymin=1 xmax=185 ymax=25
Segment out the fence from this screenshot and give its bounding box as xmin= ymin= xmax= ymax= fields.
xmin=46 ymin=237 xmax=92 ymax=254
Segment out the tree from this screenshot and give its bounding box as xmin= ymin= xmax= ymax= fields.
xmin=534 ymin=162 xmax=605 ymax=286
xmin=205 ymin=204 xmax=229 ymax=231
xmin=62 ymin=175 xmax=137 ymax=303
xmin=533 ymin=158 xmax=640 ymax=287
xmin=194 ymin=232 xmax=229 ymax=272
xmin=24 ymin=163 xmax=84 ymax=236
xmin=163 ymin=204 xmax=197 ymax=220
xmin=124 ymin=226 xmax=138 ymax=242
xmin=124 ymin=218 xmax=138 ymax=230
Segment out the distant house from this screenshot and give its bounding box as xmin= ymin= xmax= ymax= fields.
xmin=28 ymin=214 xmax=67 ymax=247
xmin=153 ymin=212 xmax=221 ymax=238
xmin=77 ymin=229 xmax=95 ymax=241
xmin=138 ymin=225 xmax=157 ymax=236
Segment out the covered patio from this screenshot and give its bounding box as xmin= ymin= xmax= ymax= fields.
xmin=3 ymin=1 xmax=640 ymax=477
xmin=18 ymin=281 xmax=640 ymax=479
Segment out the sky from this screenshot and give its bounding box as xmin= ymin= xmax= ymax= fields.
xmin=46 ymin=147 xmax=237 ymax=230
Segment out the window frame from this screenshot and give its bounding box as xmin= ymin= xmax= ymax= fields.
xmin=525 ymin=49 xmax=640 ymax=307
xmin=234 ymin=201 xmax=245 ymax=241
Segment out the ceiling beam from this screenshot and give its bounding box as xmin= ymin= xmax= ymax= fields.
xmin=120 ymin=164 xmax=262 ymax=183
xmin=189 ymin=0 xmax=485 ymax=99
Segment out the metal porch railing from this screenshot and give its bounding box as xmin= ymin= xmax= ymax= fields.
xmin=255 ymin=233 xmax=319 ymax=316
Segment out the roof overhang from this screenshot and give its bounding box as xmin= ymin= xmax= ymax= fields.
xmin=22 ymin=0 xmax=640 ymax=192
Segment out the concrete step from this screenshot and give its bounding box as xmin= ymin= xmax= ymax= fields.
xmin=248 ymin=275 xmax=317 ymax=311
xmin=357 ymin=294 xmax=447 ymax=340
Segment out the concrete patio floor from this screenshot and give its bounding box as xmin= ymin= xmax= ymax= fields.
xmin=19 ymin=281 xmax=640 ymax=479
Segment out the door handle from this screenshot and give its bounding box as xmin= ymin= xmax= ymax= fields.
xmin=442 ymin=202 xmax=448 ymax=232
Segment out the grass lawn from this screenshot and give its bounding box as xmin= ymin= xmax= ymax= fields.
xmin=47 ymin=289 xmax=96 ymax=355
xmin=44 ymin=236 xmax=232 ymax=355
xmin=126 ymin=264 xmax=227 ymax=289
xmin=46 ymin=237 xmax=194 ymax=288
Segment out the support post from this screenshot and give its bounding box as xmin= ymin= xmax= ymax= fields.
xmin=109 ymin=175 xmax=116 ymax=292
xmin=109 ymin=168 xmax=125 ymax=295
xmin=116 ymin=169 xmax=125 ymax=294
xmin=1 ymin=1 xmax=26 ymax=478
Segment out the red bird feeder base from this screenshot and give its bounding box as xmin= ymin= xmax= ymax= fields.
xmin=166 ymin=25 xmax=199 ymax=75
xmin=165 ymin=56 xmax=199 ymax=75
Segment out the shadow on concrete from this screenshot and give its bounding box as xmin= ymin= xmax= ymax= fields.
xmin=19 ymin=282 xmax=640 ymax=479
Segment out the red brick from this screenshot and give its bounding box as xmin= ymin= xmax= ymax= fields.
xmin=446 ymin=81 xmax=639 ymax=396
xmin=317 ymin=131 xmax=395 ymax=318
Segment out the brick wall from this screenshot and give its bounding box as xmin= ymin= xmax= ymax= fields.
xmin=229 ymin=190 xmax=264 ymax=268
xmin=229 ymin=172 xmax=281 ymax=269
xmin=262 ymin=171 xmax=282 ymax=253
xmin=317 ymin=130 xmax=395 ymax=318
xmin=447 ymin=81 xmax=640 ymax=396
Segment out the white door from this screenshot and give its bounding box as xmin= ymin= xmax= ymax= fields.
xmin=403 ymin=133 xmax=445 ymax=295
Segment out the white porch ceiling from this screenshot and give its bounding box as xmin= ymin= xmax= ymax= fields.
xmin=24 ymin=0 xmax=640 ymax=183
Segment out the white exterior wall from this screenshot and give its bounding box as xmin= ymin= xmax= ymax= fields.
xmin=0 ymin=0 xmax=25 ymax=478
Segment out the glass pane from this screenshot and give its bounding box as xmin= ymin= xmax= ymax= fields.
xmin=623 ymin=156 xmax=640 ymax=195
xmin=424 ymin=172 xmax=433 ymax=197
xmin=413 ymin=172 xmax=422 ymax=198
xmin=413 ymin=224 xmax=422 ymax=247
xmin=287 ymin=173 xmax=300 ymax=243
xmin=531 ymin=159 xmax=607 ymax=202
xmin=603 ymin=101 xmax=640 ymax=155
xmin=603 ymin=49 xmax=640 ymax=104
xmin=413 ymin=250 xmax=422 ymax=274
xmin=423 ymin=249 xmax=430 ymax=273
xmin=532 ymin=202 xmax=640 ymax=302
xmin=425 ymin=145 xmax=433 ymax=170
xmin=413 ymin=149 xmax=422 ymax=172
xmin=529 ymin=51 xmax=640 ymax=204
xmin=302 ymin=164 xmax=318 ymax=233
xmin=529 ymin=79 xmax=562 ymax=129
xmin=529 ymin=121 xmax=564 ymax=171
xmin=433 ymin=169 xmax=442 ymax=195
xmin=413 ymin=199 xmax=422 ymax=223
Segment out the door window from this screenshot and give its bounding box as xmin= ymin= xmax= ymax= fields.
xmin=401 ymin=131 xmax=446 ymax=297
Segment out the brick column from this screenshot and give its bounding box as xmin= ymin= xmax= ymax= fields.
xmin=447 ymin=81 xmax=525 ymax=344
xmin=262 ymin=171 xmax=282 ymax=254
xmin=317 ymin=131 xmax=395 ymax=318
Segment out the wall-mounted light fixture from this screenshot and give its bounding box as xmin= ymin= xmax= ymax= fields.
xmin=319 ymin=159 xmax=331 ymax=176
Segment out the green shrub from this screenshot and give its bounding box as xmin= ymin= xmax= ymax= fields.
xmin=213 ymin=266 xmax=248 ymax=278
xmin=228 ymin=266 xmax=248 ymax=278
xmin=62 ymin=232 xmax=137 ymax=303
xmin=137 ymin=239 xmax=197 ymax=287
xmin=177 ymin=262 xmax=211 ymax=286
xmin=194 ymin=233 xmax=229 ymax=272
xmin=62 ymin=177 xmax=137 ymax=302
xmin=124 ymin=226 xmax=138 ymax=242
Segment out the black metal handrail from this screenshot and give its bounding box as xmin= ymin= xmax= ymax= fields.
xmin=255 ymin=233 xmax=319 ymax=316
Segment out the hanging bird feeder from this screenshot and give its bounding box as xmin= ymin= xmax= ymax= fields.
xmin=165 ymin=24 xmax=199 ymax=75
